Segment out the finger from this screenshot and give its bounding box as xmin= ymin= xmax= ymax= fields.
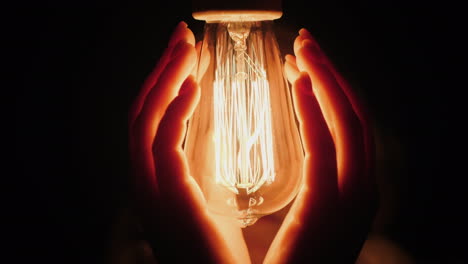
xmin=153 ymin=76 xmax=200 ymax=196
xmin=264 ymin=73 xmax=338 ymax=264
xmin=193 ymin=40 xmax=212 ymax=82
xmin=285 ymin=54 xmax=297 ymax=65
xmin=129 ymin=21 xmax=195 ymax=127
xmin=284 ymin=54 xmax=300 ymax=84
xmin=293 ymin=31 xmax=320 ymax=58
xmin=298 ymin=28 xmax=320 ymax=47
xmin=296 ymin=35 xmax=365 ymax=197
xmin=151 ymin=76 xmax=208 ymax=259
xmin=293 ymin=34 xmax=305 ymax=56
xmin=134 ymin=41 xmax=196 ymax=150
xmin=297 ymin=29 xmax=376 ymax=263
xmin=295 ymin=40 xmax=336 ymax=140
xmin=291 ymin=72 xmax=337 ymax=202
xmin=299 ymin=28 xmax=366 ymax=123
xmin=191 ymin=41 xmax=202 ymax=77
xmin=299 ymin=28 xmax=376 ymax=193
xmin=152 ymin=77 xmax=246 ymax=264
xmin=298 ymin=28 xmax=371 ymax=136
xmin=132 ymin=40 xmax=196 ymax=199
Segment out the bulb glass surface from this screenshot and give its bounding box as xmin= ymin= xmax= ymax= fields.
xmin=184 ymin=21 xmax=304 ymax=227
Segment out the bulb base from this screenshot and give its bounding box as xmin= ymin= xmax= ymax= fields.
xmin=192 ymin=0 xmax=282 ymax=21
xmin=193 ymin=10 xmax=282 ymax=22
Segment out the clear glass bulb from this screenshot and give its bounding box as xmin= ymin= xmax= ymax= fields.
xmin=184 ymin=20 xmax=304 ymax=227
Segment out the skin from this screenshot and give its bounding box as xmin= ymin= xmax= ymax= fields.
xmin=128 ymin=21 xmax=378 ymax=264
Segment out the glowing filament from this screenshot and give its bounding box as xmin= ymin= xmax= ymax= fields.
xmin=213 ymin=50 xmax=275 ymax=194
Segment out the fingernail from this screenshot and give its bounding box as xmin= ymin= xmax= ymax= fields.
xmin=168 ymin=21 xmax=188 ymax=48
xmin=299 ymin=28 xmax=312 ymax=38
xmin=170 ymin=40 xmax=189 ymax=59
xmin=300 ymin=28 xmax=321 ymax=49
xmin=302 ymin=39 xmax=323 ymax=63
xmin=285 ymin=54 xmax=295 ymax=64
xmin=299 ymin=28 xmax=319 ymax=45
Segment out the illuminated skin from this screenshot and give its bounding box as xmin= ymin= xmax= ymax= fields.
xmin=129 ymin=21 xmax=377 ymax=263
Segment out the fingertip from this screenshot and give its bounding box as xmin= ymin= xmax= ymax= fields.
xmin=168 ymin=22 xmax=188 ymax=47
xmin=186 ymin=27 xmax=196 ymax=46
xmin=293 ymin=35 xmax=305 ymax=55
xmin=179 ymin=21 xmax=195 ymax=46
xmin=168 ymin=21 xmax=195 ymax=48
xmin=284 ymin=60 xmax=300 ymax=84
xmin=297 ymin=42 xmax=324 ymax=69
xmin=179 ymin=21 xmax=188 ymax=28
xmin=285 ymin=54 xmax=296 ymax=64
xmin=299 ymin=28 xmax=320 ymax=47
xmin=299 ymin=28 xmax=312 ymax=39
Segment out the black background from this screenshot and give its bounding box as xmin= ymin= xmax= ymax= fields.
xmin=13 ymin=0 xmax=460 ymax=263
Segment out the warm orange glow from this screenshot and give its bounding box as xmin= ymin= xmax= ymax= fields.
xmin=193 ymin=10 xmax=282 ymax=22
xmin=214 ymin=77 xmax=275 ymax=194
xmin=184 ymin=21 xmax=303 ymax=227
xmin=213 ymin=22 xmax=275 ymax=195
xmin=130 ymin=19 xmax=377 ymax=262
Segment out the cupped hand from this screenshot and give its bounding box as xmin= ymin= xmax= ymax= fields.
xmin=129 ymin=21 xmax=250 ymax=264
xmin=261 ymin=29 xmax=378 ymax=263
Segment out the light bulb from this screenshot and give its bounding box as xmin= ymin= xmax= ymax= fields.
xmin=184 ymin=12 xmax=304 ymax=227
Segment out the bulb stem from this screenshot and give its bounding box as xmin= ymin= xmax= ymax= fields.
xmin=228 ymin=22 xmax=251 ymax=81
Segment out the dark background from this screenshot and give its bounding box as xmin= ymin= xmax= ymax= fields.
xmin=13 ymin=0 xmax=460 ymax=263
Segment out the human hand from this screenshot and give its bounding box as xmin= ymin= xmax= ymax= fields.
xmin=128 ymin=21 xmax=250 ymax=263
xmin=260 ymin=28 xmax=378 ymax=263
